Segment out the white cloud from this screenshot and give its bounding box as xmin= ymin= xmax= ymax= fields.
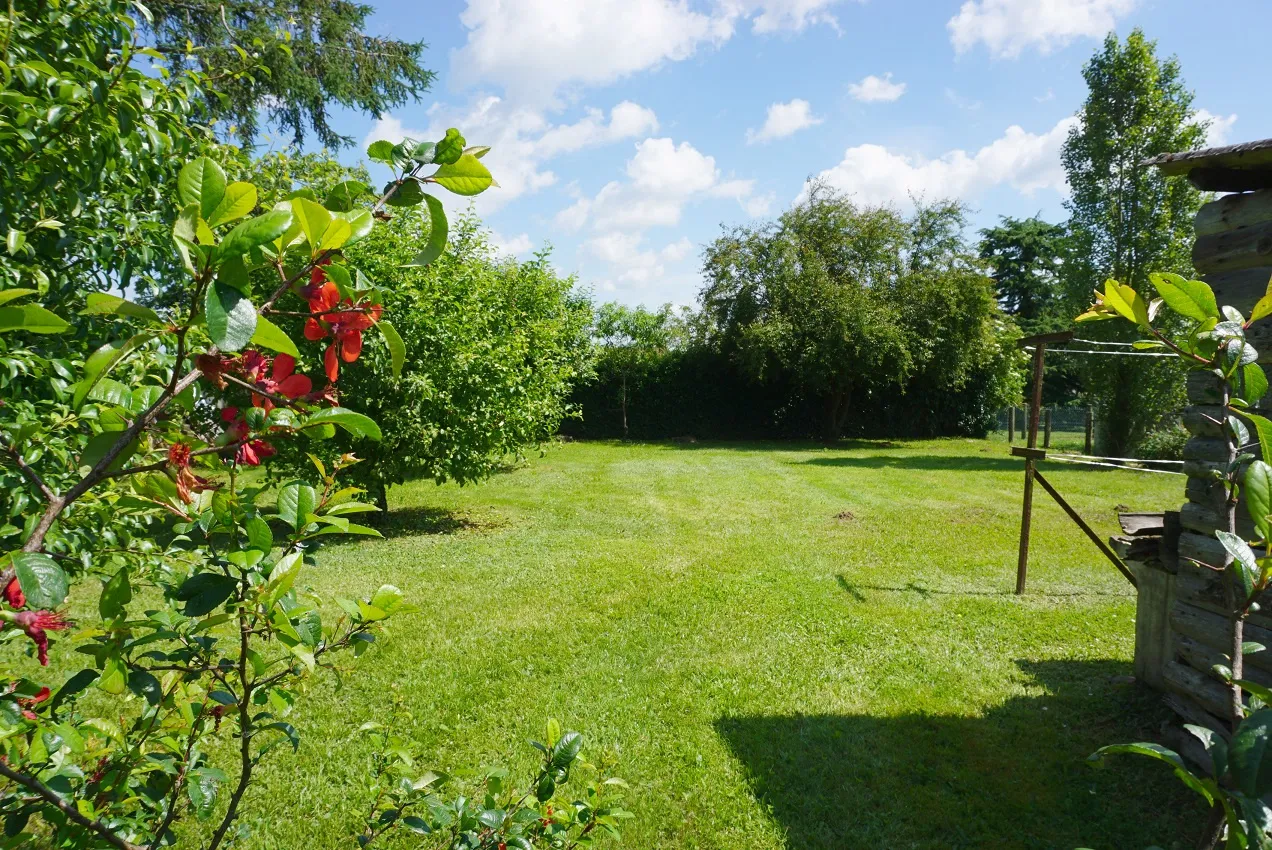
xmin=363 ymin=98 xmax=659 ymax=212
xmin=810 ymin=117 xmax=1078 ymax=207
xmin=1196 ymin=109 xmax=1238 ymax=147
xmin=488 ymin=230 xmax=535 ymax=258
xmin=945 ymin=88 xmax=982 ymax=111
xmin=948 ymin=0 xmax=1137 ymax=59
xmin=847 ymin=73 xmax=906 ymax=103
xmin=746 ymin=99 xmax=824 ymax=144
xmin=558 ymin=137 xmax=767 ymax=234
xmin=452 ymin=0 xmax=854 ymax=102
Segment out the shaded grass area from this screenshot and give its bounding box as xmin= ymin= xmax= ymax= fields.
xmin=202 ymin=440 xmax=1198 ymax=846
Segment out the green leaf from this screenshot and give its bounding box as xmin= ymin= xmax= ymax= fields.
xmin=11 ymin=552 xmax=68 ymax=609
xmin=370 ymin=584 xmax=404 ymax=614
xmin=1244 ymin=364 xmax=1269 ymax=406
xmin=249 ymin=315 xmax=299 ymax=358
xmin=433 ymin=128 xmax=466 ymax=165
xmin=1248 ymin=461 xmax=1272 ymax=541
xmin=339 ymin=210 xmax=374 ymax=246
xmin=303 ymin=407 xmax=382 ymax=440
xmin=0 ymin=289 xmax=38 ymax=307
xmin=99 ymin=568 xmax=131 ymax=620
xmin=218 ymin=207 xmax=293 ymax=259
xmin=367 ymin=140 xmax=396 ymax=164
xmin=178 ymin=157 xmax=227 ymax=220
xmin=1218 ymin=530 xmax=1260 ymax=601
xmin=204 ymin=282 xmax=257 ymax=352
xmin=1102 ymin=279 xmax=1150 ymax=329
xmin=325 ymin=181 xmax=370 ymax=213
xmin=187 ymin=767 xmax=227 ymax=821
xmin=1185 ymin=723 xmax=1229 ymax=779
xmin=404 ymin=194 xmax=447 ymax=268
xmin=378 ymin=321 xmax=405 ymax=378
xmin=429 ymin=154 xmax=493 ymax=197
xmin=172 ymin=204 xmax=202 ymax=275
xmin=291 ymin=198 xmax=332 ymax=252
xmin=1088 ymin=742 xmax=1214 ymax=805
xmin=0 ymin=304 xmax=69 ymax=334
xmin=385 ymin=177 xmax=425 ymax=208
xmin=1237 ymin=410 xmax=1272 ymax=465
xmin=127 ymin=669 xmax=161 ymax=706
xmin=1251 ymin=274 xmax=1272 ymax=325
xmin=1149 ymin=272 xmax=1220 ymax=322
xmin=81 ymin=293 xmax=162 ymax=324
xmin=246 ymin=516 xmax=273 ymax=552
xmin=1230 ymin=709 xmax=1272 ymax=798
xmin=277 ymin=482 xmax=318 ymax=529
xmin=317 ymin=217 xmax=352 ymax=253
xmin=74 ymin=332 xmax=158 ymax=408
xmin=410 ymin=141 xmax=436 ymax=164
xmin=78 ymin=431 xmax=138 ymax=473
xmin=175 ymin=573 xmax=238 ymax=618
xmin=207 ymin=182 xmax=258 ymax=228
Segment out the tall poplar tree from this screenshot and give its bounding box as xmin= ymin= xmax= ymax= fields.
xmin=1061 ymin=29 xmax=1207 ymax=455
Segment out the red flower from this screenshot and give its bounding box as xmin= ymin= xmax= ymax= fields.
xmin=167 ymin=442 xmax=214 ymax=504
xmin=3 ymin=578 xmax=24 ymax=609
xmin=240 ymin=350 xmax=270 ymax=385
xmin=196 ymin=353 xmax=237 ymax=390
xmin=221 ymin=406 xmax=240 ymax=423
xmin=235 ymin=439 xmax=276 ymax=467
xmin=238 ymin=352 xmax=314 ymax=411
xmin=17 ymin=686 xmax=50 ymax=720
xmin=301 ymin=270 xmax=382 ymax=381
xmin=10 ymin=610 xmax=70 ymax=666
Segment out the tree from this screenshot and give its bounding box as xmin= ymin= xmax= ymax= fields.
xmin=979 ymin=216 xmax=1081 ymax=405
xmin=979 ymin=216 xmax=1068 ymax=330
xmin=700 ymin=182 xmax=1009 ymax=443
xmin=141 ymin=0 xmax=434 ymax=148
xmin=593 ymin=303 xmax=682 ymax=439
xmin=1061 ymin=29 xmax=1207 ymax=455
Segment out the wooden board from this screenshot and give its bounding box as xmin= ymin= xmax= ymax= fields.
xmin=1145 ymin=138 xmax=1272 ymax=178
xmin=1196 ymin=190 xmax=1272 ymax=237
xmin=1170 ymin=602 xmax=1272 ymax=676
xmin=1193 ymin=221 xmax=1272 ymax=275
xmin=1203 ymin=267 xmax=1272 ymax=313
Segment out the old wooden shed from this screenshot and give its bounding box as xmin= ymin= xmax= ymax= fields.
xmin=1126 ymin=139 xmax=1272 ymax=731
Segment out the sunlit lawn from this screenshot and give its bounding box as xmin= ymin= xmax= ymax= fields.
xmin=224 ymin=438 xmax=1194 ymax=848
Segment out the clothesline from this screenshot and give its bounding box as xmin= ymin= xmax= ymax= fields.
xmin=1023 ymin=346 xmax=1175 ymax=358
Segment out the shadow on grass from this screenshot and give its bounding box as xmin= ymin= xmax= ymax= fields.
xmin=834 ymin=575 xmax=1127 ymax=601
xmin=715 ymin=659 xmax=1196 ymax=850
xmin=564 ymin=438 xmax=915 ymax=453
xmin=374 ymin=506 xmax=479 ymax=539
xmin=797 ymin=455 xmax=1125 ymax=474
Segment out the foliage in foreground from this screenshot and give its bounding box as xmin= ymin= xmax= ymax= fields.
xmin=1080 ymin=273 xmax=1272 ymax=848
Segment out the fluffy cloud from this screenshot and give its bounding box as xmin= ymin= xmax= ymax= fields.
xmin=583 ymin=232 xmax=696 ymax=285
xmin=810 ymin=117 xmax=1078 ymax=207
xmin=452 ymin=0 xmax=853 ymax=101
xmin=746 ymin=99 xmax=823 ymax=144
xmin=948 ymin=0 xmax=1137 ymax=58
xmin=488 ymin=230 xmax=535 ymax=259
xmin=363 ymin=99 xmax=659 ymax=212
xmin=847 ymin=73 xmax=906 ymax=103
xmin=1196 ymin=109 xmax=1238 ymax=147
xmin=557 ymin=137 xmax=769 ymax=233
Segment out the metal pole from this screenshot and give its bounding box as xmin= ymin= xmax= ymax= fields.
xmin=1008 ymin=407 xmax=1015 ymax=443
xmin=1016 ymin=344 xmax=1047 ymax=595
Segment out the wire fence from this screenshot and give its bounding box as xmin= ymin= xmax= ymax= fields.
xmin=990 ymin=405 xmax=1187 ymax=473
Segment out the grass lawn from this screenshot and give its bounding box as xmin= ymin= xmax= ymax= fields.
xmin=227 ymin=438 xmax=1196 ymax=848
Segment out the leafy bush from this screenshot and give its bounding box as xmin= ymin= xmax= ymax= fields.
xmin=1137 ymin=422 xmax=1189 ymax=460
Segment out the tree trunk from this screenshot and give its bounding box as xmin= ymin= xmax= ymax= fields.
xmin=371 ymin=474 xmax=389 ymax=514
xmin=621 ymin=374 xmax=629 ymax=440
xmin=822 ymin=387 xmax=851 ymax=444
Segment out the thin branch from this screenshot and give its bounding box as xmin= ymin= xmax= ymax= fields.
xmin=0 ymin=432 xmax=57 ymax=503
xmin=0 ymin=761 xmax=144 ymax=850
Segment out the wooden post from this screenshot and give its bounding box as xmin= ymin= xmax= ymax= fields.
xmin=1043 ymin=407 xmax=1052 ymax=449
xmin=1016 ymin=343 xmax=1047 ymax=595
xmin=1084 ymin=406 xmax=1094 ymax=455
xmin=1008 ymin=407 xmax=1015 ymax=443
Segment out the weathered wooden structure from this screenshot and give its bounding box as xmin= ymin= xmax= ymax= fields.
xmin=1127 ymin=139 xmax=1272 ymax=731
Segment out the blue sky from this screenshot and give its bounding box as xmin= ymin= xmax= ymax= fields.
xmin=310 ymin=0 xmax=1269 ymax=308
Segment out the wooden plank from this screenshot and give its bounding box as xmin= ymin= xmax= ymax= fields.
xmin=1181 ymin=500 xmax=1257 ymax=540
xmin=1195 ymin=190 xmax=1272 ymax=237
xmin=1163 ymin=691 xmax=1229 ymax=739
xmin=1011 ymin=446 xmax=1046 ymax=459
xmin=1183 ymin=436 xmax=1230 ymax=463
xmin=1119 ymin=512 xmax=1164 ymax=536
xmin=1017 ymin=330 xmax=1075 ymax=347
xmin=1170 ymin=601 xmax=1272 ymax=676
xmin=1189 ymin=168 xmax=1272 ymax=193
xmin=1202 ymin=267 xmax=1272 ymax=315
xmin=1162 ymin=659 xmax=1234 ymax=720
xmin=1193 ymin=220 xmax=1272 ymax=275
xmin=1110 ymin=534 xmax=1161 ymax=562
xmin=1144 ymin=138 xmax=1272 ymax=176
xmin=1187 ymin=371 xmax=1223 ymax=405
xmin=1133 ymin=559 xmax=1175 ymax=690
xmin=1032 ymin=469 xmax=1137 ymax=587
xmin=1183 ymin=405 xmax=1226 ymax=439
xmin=1178 ymin=530 xmax=1227 ymax=569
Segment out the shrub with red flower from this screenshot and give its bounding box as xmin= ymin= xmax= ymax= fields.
xmin=2 ymin=610 xmax=71 ymax=666
xmin=302 ymin=273 xmax=384 ymax=382
xmin=167 ymin=442 xmax=216 ymax=503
